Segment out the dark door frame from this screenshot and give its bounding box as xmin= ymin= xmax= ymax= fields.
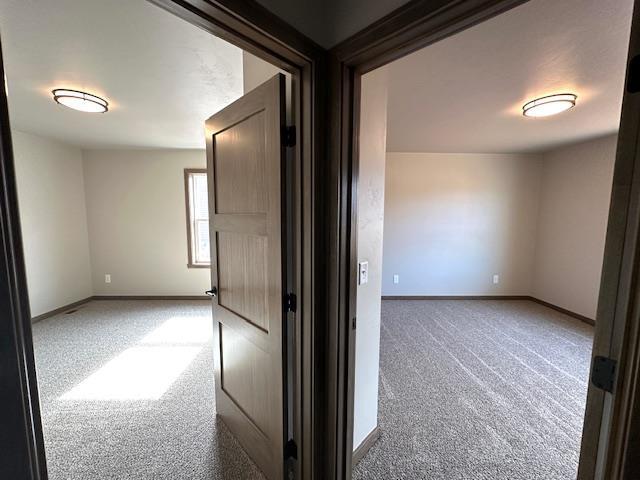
xmin=0 ymin=35 xmax=45 ymax=476
xmin=0 ymin=1 xmax=327 ymax=479
xmin=326 ymin=0 xmax=640 ymax=479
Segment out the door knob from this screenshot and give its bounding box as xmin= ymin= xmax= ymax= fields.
xmin=205 ymin=287 xmax=218 ymax=297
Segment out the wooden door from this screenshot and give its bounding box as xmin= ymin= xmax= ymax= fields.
xmin=205 ymin=74 xmax=287 ymax=480
xmin=578 ymin=1 xmax=640 ymax=477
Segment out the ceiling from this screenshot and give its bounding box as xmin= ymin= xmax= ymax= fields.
xmin=385 ymin=0 xmax=634 ymax=154
xmin=0 ymin=0 xmax=244 ymax=149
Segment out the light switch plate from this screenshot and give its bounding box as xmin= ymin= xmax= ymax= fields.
xmin=393 ymin=274 xmax=399 ymax=284
xmin=105 ymin=274 xmax=111 ymax=284
xmin=358 ymin=261 xmax=369 ymax=285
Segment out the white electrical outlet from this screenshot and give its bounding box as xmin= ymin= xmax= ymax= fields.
xmin=105 ymin=274 xmax=111 ymax=284
xmin=393 ymin=274 xmax=399 ymax=284
xmin=493 ymin=274 xmax=499 ymax=284
xmin=358 ymin=261 xmax=369 ymax=285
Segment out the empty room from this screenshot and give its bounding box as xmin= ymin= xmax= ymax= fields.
xmin=0 ymin=0 xmax=288 ymax=478
xmin=351 ymin=0 xmax=632 ymax=478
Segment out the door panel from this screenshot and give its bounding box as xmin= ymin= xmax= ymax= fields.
xmin=579 ymin=1 xmax=640 ymax=477
xmin=220 ymin=324 xmax=272 ymax=434
xmin=206 ymin=74 xmax=286 ymax=480
xmin=217 ymin=231 xmax=269 ymax=331
xmin=214 ymin=111 xmax=267 ymax=214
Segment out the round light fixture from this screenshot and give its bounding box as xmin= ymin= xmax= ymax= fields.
xmin=52 ymin=89 xmax=108 ymax=113
xmin=522 ymin=93 xmax=576 ymax=118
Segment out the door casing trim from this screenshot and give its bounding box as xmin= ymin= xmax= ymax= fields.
xmin=326 ymin=0 xmax=640 ymax=478
xmin=0 ymin=1 xmax=325 ymax=478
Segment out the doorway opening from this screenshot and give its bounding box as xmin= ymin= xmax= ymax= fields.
xmin=0 ymin=0 xmax=297 ymax=478
xmin=350 ymin=0 xmax=633 ymax=477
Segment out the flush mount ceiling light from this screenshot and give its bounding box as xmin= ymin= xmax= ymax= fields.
xmin=522 ymin=93 xmax=577 ymax=118
xmin=52 ymin=89 xmax=108 ymax=113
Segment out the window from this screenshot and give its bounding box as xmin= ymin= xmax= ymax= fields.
xmin=184 ymin=169 xmax=210 ymax=267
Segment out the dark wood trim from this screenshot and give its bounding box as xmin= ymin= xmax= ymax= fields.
xmin=32 ymin=296 xmax=211 ymax=324
xmin=0 ymin=1 xmax=324 ymax=479
xmin=585 ymin=3 xmax=640 ymax=477
xmin=328 ymin=2 xmax=537 ymax=479
xmin=351 ymin=426 xmax=380 ymax=466
xmin=183 ymin=0 xmax=323 ymax=61
xmin=31 ymin=297 xmax=93 ymax=324
xmin=92 ymin=295 xmax=210 ymax=301
xmin=183 ymin=168 xmax=211 ymax=269
xmin=31 ymin=295 xmax=212 ymax=324
xmin=147 ymin=0 xmax=319 ymax=71
xmin=328 ymin=0 xmax=640 ymax=479
xmin=323 ymin=54 xmax=359 ymax=480
xmin=381 ymin=295 xmax=530 ymax=301
xmin=528 ymin=297 xmax=595 ymax=326
xmin=0 ymin=35 xmax=48 ymax=480
xmin=332 ymin=0 xmax=529 ymax=73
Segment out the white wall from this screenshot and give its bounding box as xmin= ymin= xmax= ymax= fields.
xmin=83 ymin=149 xmax=210 ymax=296
xmin=378 ymin=135 xmax=617 ymax=317
xmin=12 ymin=130 xmax=93 ymax=317
xmin=242 ymin=51 xmax=292 ymax=124
xmin=382 ymin=152 xmax=542 ymax=296
xmin=353 ymin=67 xmax=388 ymax=449
xmin=532 ymin=135 xmax=617 ymax=319
xmin=243 ymin=51 xmax=282 ymax=94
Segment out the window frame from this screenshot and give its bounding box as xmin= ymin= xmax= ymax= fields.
xmin=184 ymin=168 xmax=210 ymax=268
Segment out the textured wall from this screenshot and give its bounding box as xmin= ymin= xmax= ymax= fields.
xmin=532 ymin=135 xmax=617 ymax=319
xmin=83 ymin=149 xmax=210 ymax=296
xmin=354 ymin=67 xmax=389 ymax=449
xmin=242 ymin=52 xmax=283 ymax=94
xmin=12 ymin=130 xmax=93 ymax=316
xmin=382 ymin=152 xmax=542 ymax=297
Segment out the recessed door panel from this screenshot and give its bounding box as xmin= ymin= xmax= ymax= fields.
xmin=220 ymin=323 xmax=271 ymax=435
xmin=216 ymin=231 xmax=269 ymax=332
xmin=213 ymin=111 xmax=267 ymax=215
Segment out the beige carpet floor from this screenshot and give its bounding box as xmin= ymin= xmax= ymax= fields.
xmin=353 ymin=299 xmax=594 ymax=480
xmin=32 ymin=300 xmax=265 ymax=480
xmin=33 ymin=299 xmax=594 ymax=479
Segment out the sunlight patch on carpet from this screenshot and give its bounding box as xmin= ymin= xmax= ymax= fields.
xmin=60 ymin=346 xmax=201 ymax=401
xmin=141 ymin=316 xmax=212 ymax=345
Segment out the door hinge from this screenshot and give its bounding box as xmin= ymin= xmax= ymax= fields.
xmin=591 ymin=356 xmax=616 ymax=393
xmin=284 ymin=439 xmax=298 ymax=459
xmin=284 ymin=293 xmax=297 ymax=313
xmin=627 ymin=54 xmax=640 ymax=93
xmin=352 ymin=317 xmax=357 ymax=330
xmin=282 ymin=126 xmax=296 ymax=147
